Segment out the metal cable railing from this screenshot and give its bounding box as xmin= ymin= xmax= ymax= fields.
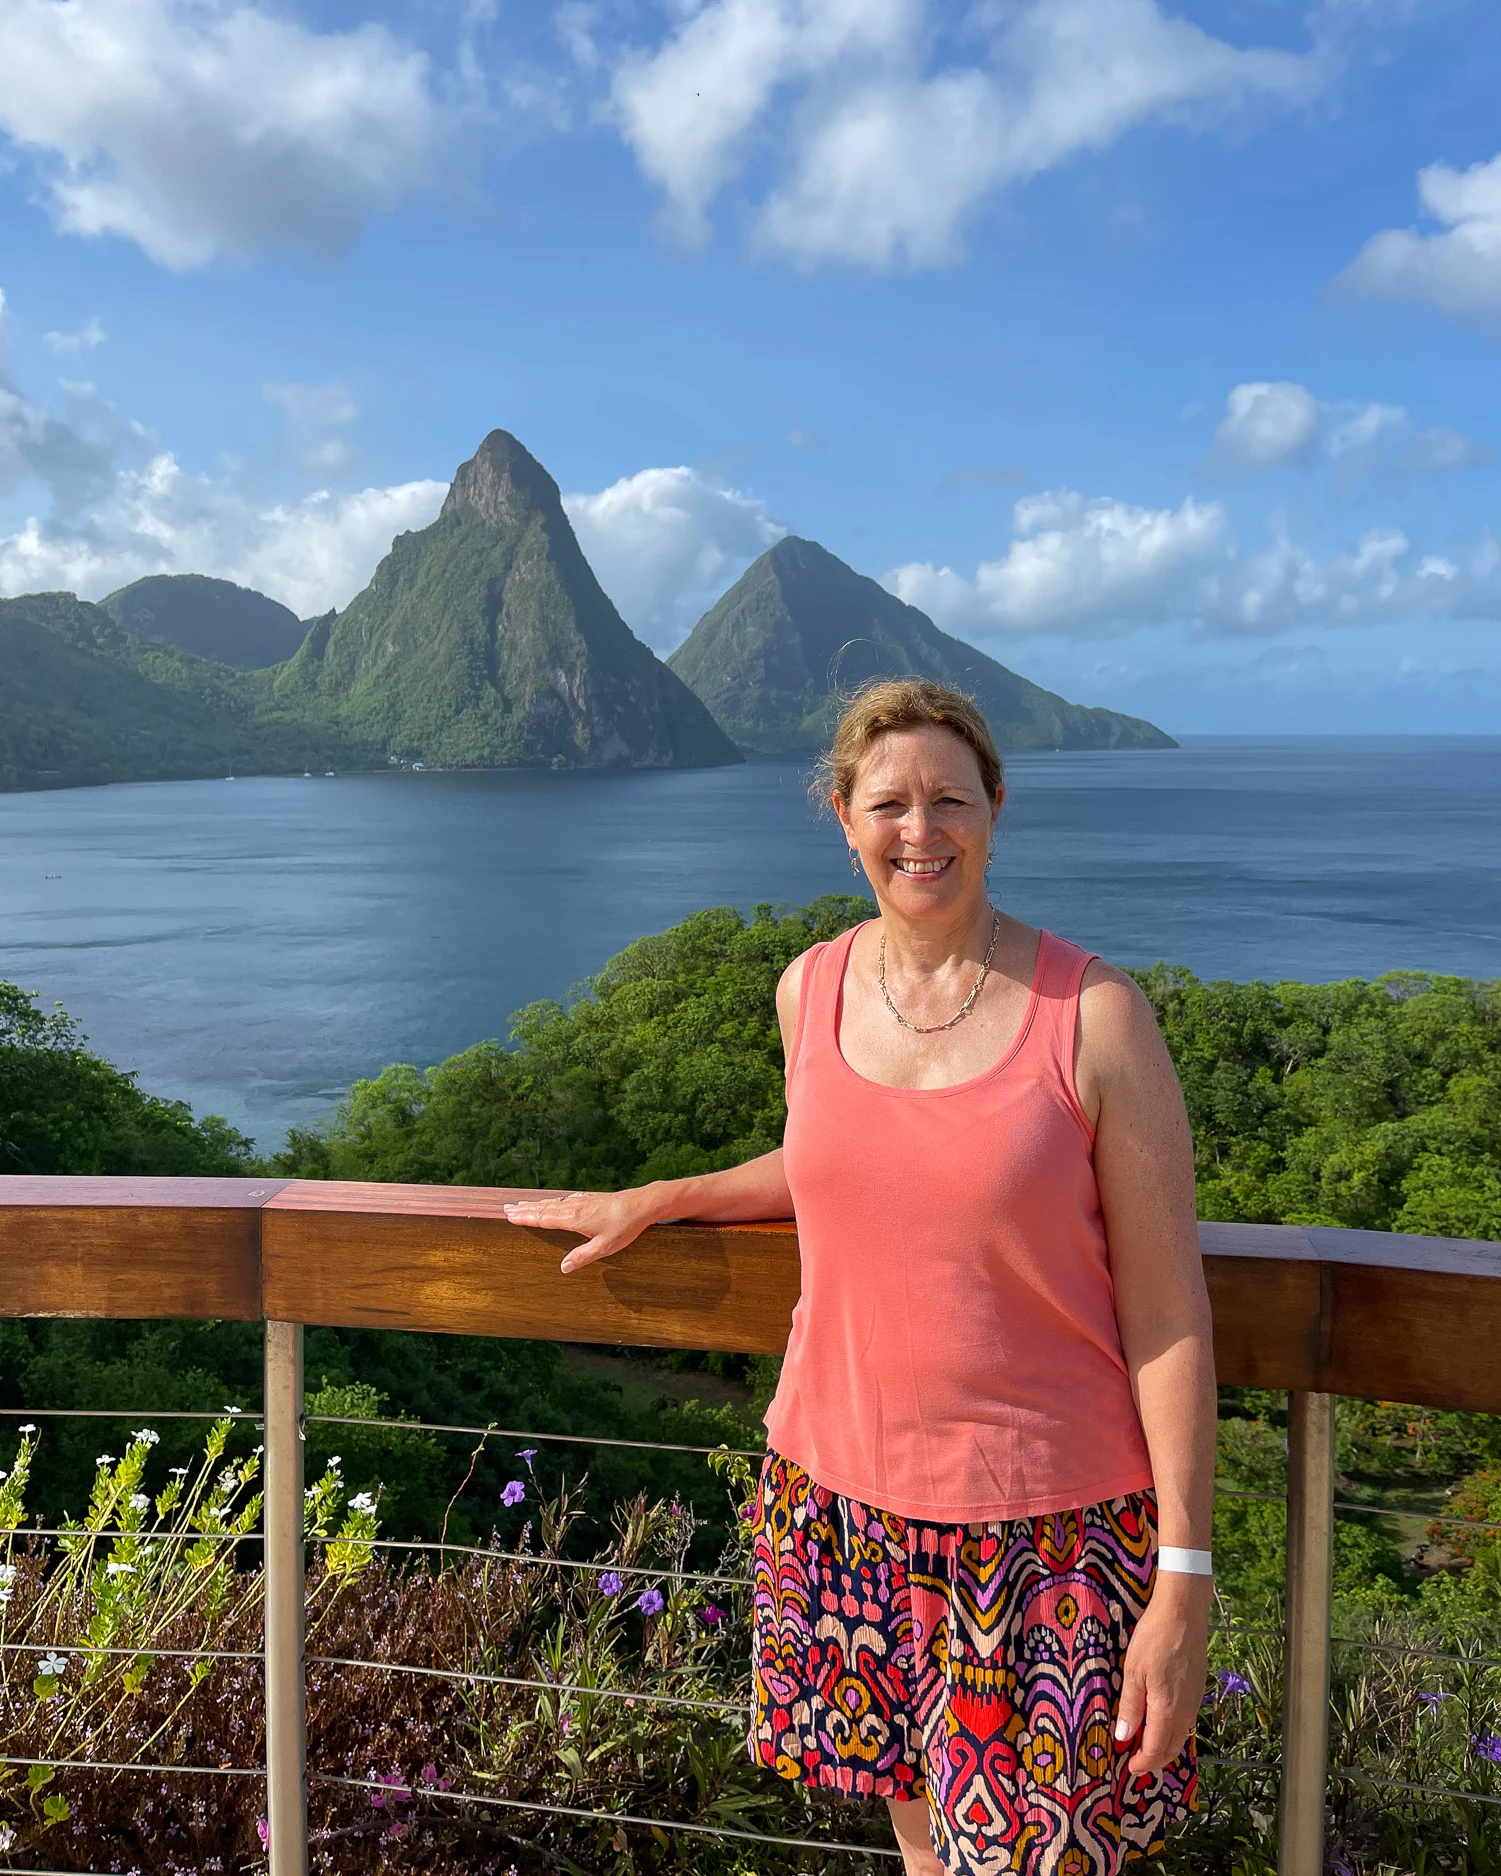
xmin=308 ymin=1771 xmax=906 ymax=1859
xmin=309 ymin=1529 xmax=752 ymax=1586
xmin=7 ymin=1378 xmax=1501 ymax=1873
xmin=305 ymin=1410 xmax=768 ymax=1459
xmin=1 ymin=1755 xmax=265 ymax=1780
xmin=308 ymin=1652 xmax=752 ymax=1715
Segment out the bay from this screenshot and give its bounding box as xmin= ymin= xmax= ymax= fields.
xmin=1 ymin=736 xmax=1497 ymax=1153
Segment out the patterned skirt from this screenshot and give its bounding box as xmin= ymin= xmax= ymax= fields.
xmin=748 ymin=1450 xmax=1197 ymax=1875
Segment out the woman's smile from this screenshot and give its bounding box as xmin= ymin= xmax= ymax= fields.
xmin=890 ymin=856 xmax=955 ymax=876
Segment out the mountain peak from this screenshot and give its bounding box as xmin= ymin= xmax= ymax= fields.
xmin=667 ymin=536 xmax=1176 ymax=755
xmin=440 ymin=430 xmax=562 ymax=530
xmin=277 ymin=428 xmax=740 ymax=772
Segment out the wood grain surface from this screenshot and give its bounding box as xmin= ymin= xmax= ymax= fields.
xmin=261 ymin=1183 xmax=802 ymax=1353
xmin=3 ymin=1177 xmax=1498 ymax=1411
xmin=0 ymin=1177 xmax=285 ymax=1320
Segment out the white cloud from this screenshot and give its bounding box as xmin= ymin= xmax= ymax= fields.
xmin=890 ymin=489 xmax=1231 ymax=635
xmin=4 ymin=470 xmax=448 ymax=618
xmin=1206 ymin=380 xmax=1492 ymax=485
xmin=1341 ymin=154 xmax=1501 ymax=323
xmin=43 ymin=317 xmax=106 ymax=353
xmin=1209 ymin=381 xmax=1320 ymax=476
xmin=1406 ymin=426 xmax=1494 ymax=473
xmin=0 ymin=326 xmax=443 ymax=613
xmin=885 ymin=487 xmax=1501 ymax=640
xmin=610 ymin=0 xmax=1324 ymax=268
xmin=0 ymin=0 xmax=442 ymax=268
xmin=562 ymin=465 xmax=785 ymax=651
xmin=263 ymin=381 xmax=359 ymax=477
xmin=0 ymin=454 xmax=447 ymax=615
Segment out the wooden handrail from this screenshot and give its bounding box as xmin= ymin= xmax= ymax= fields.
xmin=2 ymin=1175 xmax=1498 ymax=1412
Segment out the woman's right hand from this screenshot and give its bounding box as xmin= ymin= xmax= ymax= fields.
xmin=500 ymin=1186 xmax=669 ymax=1274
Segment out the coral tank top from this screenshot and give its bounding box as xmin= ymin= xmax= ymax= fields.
xmin=763 ymin=922 xmax=1154 ymax=1524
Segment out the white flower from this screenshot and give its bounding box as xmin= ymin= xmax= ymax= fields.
xmin=169 ymin=1467 xmax=189 ymax=1479
xmin=96 ymin=1454 xmax=117 ymax=1468
xmin=106 ymin=1561 xmax=135 ymax=1577
xmin=252 ymin=1445 xmax=264 ymax=1456
xmin=223 ymin=1406 xmax=243 ymax=1416
xmin=0 ymin=1563 xmax=15 ymax=1604
xmin=347 ymin=1492 xmax=377 ymax=1514
xmin=327 ymin=1456 xmax=342 ymax=1468
xmin=131 ymin=1428 xmax=160 ymax=1445
xmin=217 ymin=1468 xmax=240 ymax=1491
xmin=0 ymin=1823 xmax=15 ymax=1851
xmin=129 ymin=1493 xmax=150 ymax=1511
xmin=38 ymin=1652 xmax=68 ymax=1677
xmin=0 ymin=1470 xmax=7 ymax=1482
xmin=18 ymin=1424 xmax=36 ymax=1434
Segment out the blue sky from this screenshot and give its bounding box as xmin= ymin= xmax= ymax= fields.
xmin=2 ymin=0 xmax=1500 ymax=735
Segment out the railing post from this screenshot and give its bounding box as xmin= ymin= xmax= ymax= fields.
xmin=264 ymin=1320 xmax=308 ymax=1876
xmin=1279 ymin=1389 xmax=1334 ymax=1876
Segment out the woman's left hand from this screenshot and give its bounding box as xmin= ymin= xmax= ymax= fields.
xmin=1114 ymin=1574 xmax=1212 ymax=1775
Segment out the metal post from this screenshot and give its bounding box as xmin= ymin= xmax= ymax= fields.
xmin=1279 ymin=1389 xmax=1334 ymax=1876
xmin=264 ymin=1320 xmax=308 ymax=1876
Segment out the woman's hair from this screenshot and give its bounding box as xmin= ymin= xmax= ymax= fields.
xmin=812 ymin=677 xmax=1004 ymax=809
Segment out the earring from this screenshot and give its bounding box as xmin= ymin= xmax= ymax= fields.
xmin=986 ymin=848 xmax=995 ymax=874
xmin=849 ymin=849 xmax=861 ymax=878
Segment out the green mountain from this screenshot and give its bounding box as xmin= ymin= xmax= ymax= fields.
xmin=272 ymin=431 xmax=741 ymax=771
xmin=667 ymin=536 xmax=1176 ymax=754
xmin=0 ymin=592 xmax=367 ymax=792
xmin=100 ymin=574 xmax=308 ymax=669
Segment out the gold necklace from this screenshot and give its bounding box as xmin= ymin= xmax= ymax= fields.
xmin=878 ymin=909 xmax=1002 ymax=1034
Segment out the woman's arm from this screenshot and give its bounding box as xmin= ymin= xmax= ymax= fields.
xmin=500 ymin=1150 xmax=794 ymax=1273
xmin=500 ymin=951 xmax=809 ymax=1274
xmin=1077 ymin=961 xmax=1217 ymax=1776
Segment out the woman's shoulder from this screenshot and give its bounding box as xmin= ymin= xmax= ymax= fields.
xmin=776 ymin=937 xmax=827 ymax=1012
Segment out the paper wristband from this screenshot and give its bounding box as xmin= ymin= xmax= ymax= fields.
xmin=1157 ymin=1546 xmax=1214 ymax=1576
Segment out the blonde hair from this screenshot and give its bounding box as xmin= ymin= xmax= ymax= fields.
xmin=812 ymin=677 xmax=1003 ymax=809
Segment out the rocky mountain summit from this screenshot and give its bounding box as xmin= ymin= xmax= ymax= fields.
xmin=668 ymin=536 xmax=1175 ymax=754
xmin=272 ymin=431 xmax=740 ymax=771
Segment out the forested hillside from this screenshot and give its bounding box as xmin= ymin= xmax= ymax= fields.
xmin=276 ymin=899 xmax=1501 ymax=1243
xmin=0 ymin=591 xmax=370 ymax=790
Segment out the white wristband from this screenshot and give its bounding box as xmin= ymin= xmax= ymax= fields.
xmin=1158 ymin=1546 xmax=1214 ymax=1577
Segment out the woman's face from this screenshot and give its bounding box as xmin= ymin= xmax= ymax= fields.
xmin=835 ymin=725 xmax=1002 ymax=919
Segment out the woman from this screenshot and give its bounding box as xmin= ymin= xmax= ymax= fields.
xmin=503 ymin=679 xmax=1215 ymax=1876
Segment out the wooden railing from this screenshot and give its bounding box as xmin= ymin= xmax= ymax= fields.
xmin=3 ymin=1174 xmax=1501 ymax=1876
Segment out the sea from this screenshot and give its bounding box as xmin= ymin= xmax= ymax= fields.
xmin=1 ymin=737 xmax=1498 ymax=1154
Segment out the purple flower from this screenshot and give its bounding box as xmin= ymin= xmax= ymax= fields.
xmin=1419 ymin=1690 xmax=1447 ymax=1711
xmin=1218 ymin=1670 xmax=1252 ymax=1696
xmin=700 ymin=1602 xmax=725 ymax=1628
xmin=256 ymin=1820 xmax=269 ymax=1849
xmin=517 ymin=1448 xmax=537 ymax=1465
xmin=637 ymin=1588 xmax=665 ymax=1616
xmin=501 ymin=1480 xmax=526 ymax=1507
xmin=598 ymin=1571 xmax=623 ymax=1597
xmin=1472 ymin=1731 xmax=1501 ymax=1766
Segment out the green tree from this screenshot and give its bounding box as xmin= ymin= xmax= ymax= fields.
xmin=0 ymin=982 xmax=255 ymax=1175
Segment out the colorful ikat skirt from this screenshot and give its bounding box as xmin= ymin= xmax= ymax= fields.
xmin=748 ymin=1450 xmax=1197 ymax=1875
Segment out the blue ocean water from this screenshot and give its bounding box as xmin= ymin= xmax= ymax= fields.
xmin=1 ymin=737 xmax=1497 ymax=1152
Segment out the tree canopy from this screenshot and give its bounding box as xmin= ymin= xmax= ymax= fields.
xmin=274 ymin=900 xmax=1501 ymax=1245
